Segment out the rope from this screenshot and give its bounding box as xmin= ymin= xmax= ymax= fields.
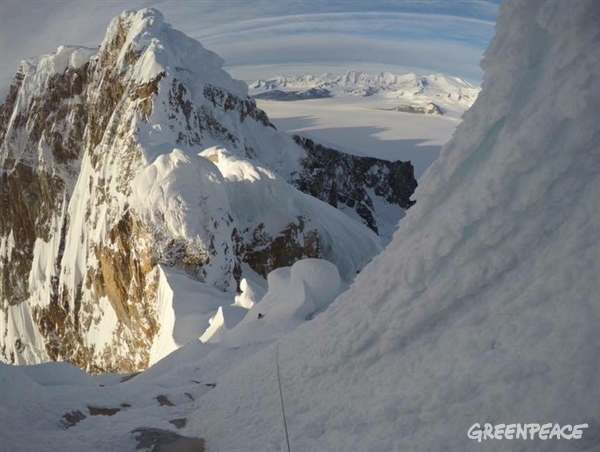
xmin=276 ymin=343 xmax=292 ymax=452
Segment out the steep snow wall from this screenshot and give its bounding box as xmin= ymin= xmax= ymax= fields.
xmin=182 ymin=1 xmax=599 ymax=450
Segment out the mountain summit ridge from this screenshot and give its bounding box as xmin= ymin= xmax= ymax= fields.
xmin=100 ymin=8 xmax=248 ymax=95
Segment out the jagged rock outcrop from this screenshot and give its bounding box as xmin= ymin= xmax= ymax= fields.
xmin=239 ymin=217 xmax=322 ymax=278
xmin=387 ymin=102 xmax=443 ymax=115
xmin=0 ymin=9 xmax=414 ymax=372
xmin=292 ymin=136 xmax=417 ymax=235
xmin=252 ymin=88 xmax=332 ymax=101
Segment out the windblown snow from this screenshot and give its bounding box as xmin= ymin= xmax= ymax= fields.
xmin=1 ymin=1 xmax=599 ymax=451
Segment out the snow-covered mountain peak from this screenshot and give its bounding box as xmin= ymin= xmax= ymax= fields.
xmin=0 ymin=9 xmax=416 ymax=372
xmin=103 ymin=8 xmax=167 ymax=43
xmin=97 ymin=8 xmax=247 ymax=95
xmin=251 ymin=69 xmax=476 ymax=92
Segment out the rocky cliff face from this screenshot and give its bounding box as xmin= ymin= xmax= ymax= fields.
xmin=0 ymin=9 xmax=416 ymax=372
xmin=292 ymin=136 xmax=417 ymax=235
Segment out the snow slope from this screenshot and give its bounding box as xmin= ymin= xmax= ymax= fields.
xmin=1 ymin=1 xmax=598 ymax=451
xmin=186 ymin=1 xmax=599 ymax=450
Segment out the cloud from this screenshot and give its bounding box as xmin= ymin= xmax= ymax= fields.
xmin=194 ymin=11 xmax=495 ymax=82
xmin=218 ymin=35 xmax=486 ymax=82
xmin=0 ymin=0 xmax=498 ymax=98
xmin=193 ymin=11 xmax=494 ymax=40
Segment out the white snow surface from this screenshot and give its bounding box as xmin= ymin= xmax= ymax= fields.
xmin=200 ymin=259 xmax=342 ymax=345
xmin=1 ymin=1 xmax=599 ymax=451
xmin=149 ymin=266 xmax=234 ymax=364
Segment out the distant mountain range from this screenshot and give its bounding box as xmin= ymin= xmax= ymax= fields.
xmin=250 ymin=70 xmax=480 ymax=115
xmin=252 ymin=87 xmax=333 ymax=101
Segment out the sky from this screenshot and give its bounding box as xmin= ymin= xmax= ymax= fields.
xmin=0 ymin=0 xmax=500 ymax=98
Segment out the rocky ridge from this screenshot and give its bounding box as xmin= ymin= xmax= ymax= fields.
xmin=252 ymin=88 xmax=333 ymax=101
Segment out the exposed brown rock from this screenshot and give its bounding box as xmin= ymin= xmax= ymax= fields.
xmin=132 ymin=428 xmax=204 ymax=451
xmin=243 ymin=217 xmax=322 ymax=278
xmin=1 ymin=164 xmax=65 ymax=305
xmin=168 ymin=79 xmax=202 ymax=145
xmin=88 ymin=406 xmax=120 ymax=416
xmin=132 ymin=72 xmax=166 ymax=121
xmin=203 ymin=84 xmax=275 ymax=128
xmin=60 ymin=410 xmax=87 ymax=428
xmin=121 ymin=371 xmax=142 ymax=383
xmin=169 ymin=418 xmax=187 ymax=429
xmin=0 ymin=70 xmax=25 ymax=140
xmin=92 ymin=212 xmax=158 ymax=330
xmin=156 ymin=395 xmax=175 ymax=406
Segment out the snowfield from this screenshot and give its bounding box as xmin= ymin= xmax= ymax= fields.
xmin=1 ymin=1 xmax=599 ymax=451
